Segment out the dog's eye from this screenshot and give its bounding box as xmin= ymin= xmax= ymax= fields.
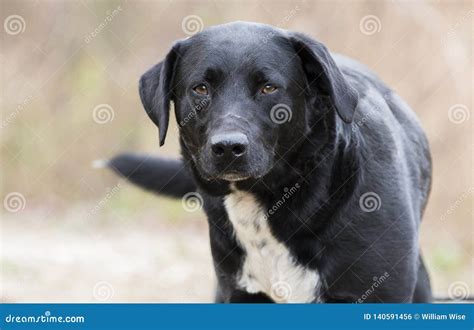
xmin=261 ymin=84 xmax=277 ymax=94
xmin=193 ymin=84 xmax=208 ymax=95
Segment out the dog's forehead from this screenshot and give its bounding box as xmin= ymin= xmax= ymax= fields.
xmin=201 ymin=22 xmax=282 ymax=43
xmin=180 ymin=22 xmax=294 ymax=72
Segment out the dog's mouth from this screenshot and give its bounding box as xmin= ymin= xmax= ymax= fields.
xmin=218 ymin=172 xmax=251 ymax=182
xmin=198 ymin=166 xmax=253 ymax=182
xmin=195 ymin=149 xmax=273 ymax=182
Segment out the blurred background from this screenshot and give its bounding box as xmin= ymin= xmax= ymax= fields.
xmin=1 ymin=0 xmax=472 ymax=302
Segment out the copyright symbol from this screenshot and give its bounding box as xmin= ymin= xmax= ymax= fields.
xmin=414 ymin=313 xmax=420 ymax=320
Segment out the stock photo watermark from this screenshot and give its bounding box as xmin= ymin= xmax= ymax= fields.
xmin=266 ymin=183 xmax=301 ymax=218
xmin=3 ymin=14 xmax=26 ymax=35
xmin=178 ymin=98 xmax=210 ymax=131
xmin=3 ymin=192 xmax=26 ymax=213
xmin=261 ymin=5 xmax=301 ymax=44
xmin=270 ymin=281 xmax=292 ymax=302
xmin=444 ymin=9 xmax=474 ymax=45
xmin=181 ymin=15 xmax=204 ymax=36
xmin=439 ymin=186 xmax=473 ymax=221
xmin=92 ymin=104 xmax=115 ymax=124
xmin=359 ymin=192 xmax=382 ymax=213
xmin=448 ymin=104 xmax=470 ymax=124
xmin=93 ymin=281 xmax=115 ymax=302
xmin=351 ymin=97 xmax=386 ymax=133
xmin=182 ymin=192 xmax=204 ymax=212
xmin=84 ymin=5 xmax=123 ymax=44
xmin=356 ymin=272 xmax=390 ymax=303
xmin=1 ymin=94 xmax=36 ymax=130
xmin=84 ymin=183 xmax=122 ymax=219
xmin=270 ymin=104 xmax=292 ymax=124
xmin=4 ymin=310 xmax=85 ymax=324
xmin=359 ymin=15 xmax=382 ymax=36
xmin=448 ymin=281 xmax=470 ymax=300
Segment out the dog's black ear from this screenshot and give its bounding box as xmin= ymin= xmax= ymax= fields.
xmin=139 ymin=43 xmax=181 ymax=146
xmin=289 ymin=33 xmax=358 ymax=123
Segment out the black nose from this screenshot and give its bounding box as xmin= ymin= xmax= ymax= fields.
xmin=210 ymin=133 xmax=248 ymax=159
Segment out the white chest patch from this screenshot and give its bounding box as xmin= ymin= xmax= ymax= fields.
xmin=224 ymin=189 xmax=320 ymax=303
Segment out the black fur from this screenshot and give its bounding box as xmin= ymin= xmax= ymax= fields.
xmin=108 ymin=153 xmax=195 ymax=198
xmin=109 ymin=22 xmax=434 ymax=303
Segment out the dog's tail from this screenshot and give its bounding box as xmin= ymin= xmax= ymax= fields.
xmin=101 ymin=153 xmax=196 ymax=199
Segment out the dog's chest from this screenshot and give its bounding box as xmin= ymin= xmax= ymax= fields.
xmin=224 ymin=190 xmax=320 ymax=303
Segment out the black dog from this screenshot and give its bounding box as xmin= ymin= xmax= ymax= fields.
xmin=108 ymin=22 xmax=432 ymax=303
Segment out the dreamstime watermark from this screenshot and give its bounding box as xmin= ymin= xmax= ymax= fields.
xmin=84 ymin=5 xmax=123 ymax=44
xmin=4 ymin=15 xmax=26 ymax=35
xmin=359 ymin=15 xmax=382 ymax=36
xmin=92 ymin=104 xmax=115 ymax=124
xmin=359 ymin=192 xmax=381 ymax=212
xmin=3 ymin=192 xmax=26 ymax=213
xmin=92 ymin=281 xmax=115 ymax=301
xmin=182 ymin=192 xmax=203 ymax=212
xmin=270 ymin=281 xmax=292 ymax=302
xmin=262 ymin=5 xmax=301 ymax=44
xmin=445 ymin=9 xmax=474 ymax=44
xmin=356 ymin=271 xmax=390 ymax=303
xmin=448 ymin=104 xmax=470 ymax=124
xmin=181 ymin=15 xmax=203 ymax=36
xmin=4 ymin=310 xmax=85 ymax=324
xmin=351 ymin=97 xmax=388 ymax=133
xmin=270 ymin=104 xmax=292 ymax=124
xmin=1 ymin=94 xmax=35 ymax=129
xmin=177 ymin=98 xmax=210 ymax=131
xmin=85 ymin=183 xmax=122 ymax=219
xmin=266 ymin=183 xmax=301 ymax=219
xmin=351 ymin=107 xmax=374 ymax=132
xmin=448 ymin=281 xmax=470 ymax=300
xmin=440 ymin=186 xmax=473 ymax=221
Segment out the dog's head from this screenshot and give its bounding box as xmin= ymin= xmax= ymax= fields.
xmin=139 ymin=22 xmax=358 ymax=182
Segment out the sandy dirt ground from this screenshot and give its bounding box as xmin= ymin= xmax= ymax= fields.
xmin=1 ymin=210 xmax=215 ymax=303
xmin=1 ymin=204 xmax=471 ymax=303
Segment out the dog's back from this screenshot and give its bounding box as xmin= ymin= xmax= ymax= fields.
xmin=335 ymin=54 xmax=432 ymax=221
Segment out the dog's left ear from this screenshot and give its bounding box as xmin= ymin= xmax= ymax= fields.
xmin=288 ymin=33 xmax=358 ymax=123
xmin=139 ymin=43 xmax=181 ymax=146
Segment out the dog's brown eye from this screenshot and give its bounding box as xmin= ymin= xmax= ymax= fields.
xmin=193 ymin=84 xmax=208 ymax=95
xmin=262 ymin=84 xmax=277 ymax=94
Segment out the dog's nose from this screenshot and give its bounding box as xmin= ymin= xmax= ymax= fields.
xmin=210 ymin=133 xmax=248 ymax=159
